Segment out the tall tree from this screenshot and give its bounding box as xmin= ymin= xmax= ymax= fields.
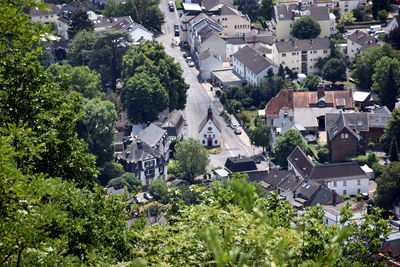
xmin=389 ymin=137 xmax=399 ymax=162
xmin=278 ymin=64 xmax=285 ymax=79
xmin=259 ymin=0 xmax=274 ymax=20
xmin=375 ymin=162 xmax=400 ymax=209
xmin=251 ymin=123 xmax=271 ymax=152
xmin=372 ymin=0 xmax=390 ymax=19
xmin=78 ymin=98 xmax=118 ymax=166
xmin=122 ymin=72 xmax=168 ymax=123
xmin=301 ymin=74 xmax=321 ymax=91
xmin=174 ymin=138 xmax=210 ymax=183
xmin=371 ymin=56 xmax=400 ymax=111
xmin=67 ymin=30 xmax=99 ymax=66
xmin=274 ymin=129 xmax=307 ymax=167
xmin=321 ymin=58 xmax=347 ymax=84
xmin=90 ymin=29 xmax=131 ymax=91
xmin=141 ymin=5 xmax=164 ymax=32
xmin=291 ymin=16 xmax=321 ymax=39
xmin=46 ymin=64 xmax=103 ymax=99
xmin=103 ymin=0 xmax=121 ymax=17
xmin=67 ymin=10 xmax=94 ymax=39
xmin=380 ymin=107 xmax=400 ymax=154
xmin=234 ymin=0 xmax=258 ymax=20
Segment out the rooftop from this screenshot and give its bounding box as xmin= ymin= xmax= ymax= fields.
xmin=348 ymin=30 xmax=378 ymax=47
xmin=233 ymin=45 xmax=277 ymax=74
xmin=224 ymin=155 xmax=257 ymax=173
xmin=138 ymin=123 xmax=167 ymax=147
xmin=275 ymin=38 xmax=331 ymax=53
xmin=323 ymin=200 xmax=367 ymax=216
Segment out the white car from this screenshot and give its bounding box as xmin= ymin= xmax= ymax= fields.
xmin=187 ymin=60 xmax=195 ymax=67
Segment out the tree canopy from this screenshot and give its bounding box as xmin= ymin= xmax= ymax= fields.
xmin=321 ymin=58 xmax=347 ymax=84
xmin=251 ymin=123 xmax=271 ymax=152
xmin=107 ymin=173 xmax=142 ymax=192
xmin=291 ymin=16 xmax=321 ymax=39
xmin=274 ymin=129 xmax=307 ymax=167
xmin=380 ymin=107 xmax=400 ymax=154
xmin=375 ymin=162 xmax=400 ymax=209
xmin=301 ymin=74 xmax=321 ymax=91
xmin=67 ymin=9 xmax=94 ymax=39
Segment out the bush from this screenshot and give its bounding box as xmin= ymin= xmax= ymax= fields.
xmin=368 ymin=142 xmax=375 ymax=149
xmin=367 ymin=152 xmax=377 ymax=167
xmin=372 ymin=162 xmax=385 ymax=178
xmin=175 ymin=0 xmax=183 ymax=9
xmin=149 ymin=179 xmax=169 ymax=204
xmin=317 ymin=147 xmax=329 ymax=163
xmin=347 ymin=155 xmax=368 ymax=165
xmin=98 ymin=161 xmax=124 ymax=186
xmin=107 ymin=173 xmax=142 ymax=193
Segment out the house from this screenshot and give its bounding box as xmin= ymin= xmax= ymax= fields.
xmin=224 ymin=155 xmax=257 ymax=172
xmin=157 ymin=110 xmax=185 ymax=141
xmin=274 ymin=5 xmax=336 ymax=40
xmin=272 ymin=38 xmax=331 ymax=74
xmin=198 ymin=106 xmax=222 ymax=147
xmin=198 ymin=49 xmax=224 ymax=80
xmin=92 ymin=16 xmax=133 ymax=32
xmin=115 ymin=21 xmax=154 ymax=43
xmin=265 ymin=89 xmax=294 ymax=126
xmin=209 ymin=5 xmax=251 ymax=36
xmin=210 ymin=68 xmax=244 ymax=89
xmin=232 ymin=45 xmax=278 ymax=85
xmin=381 ymin=231 xmax=400 ymax=264
xmin=29 ymin=3 xmax=61 ymax=24
xmin=201 ymin=0 xmax=235 ymax=12
xmin=56 ymin=1 xmax=91 ymax=39
xmin=138 ymin=123 xmax=170 ymax=160
xmin=225 ymin=33 xmax=275 ymax=61
xmin=347 ymin=30 xmax=379 ymax=62
xmin=117 ymin=138 xmax=167 ymax=186
xmin=314 ymin=0 xmax=371 ymax=16
xmin=322 ymin=200 xmax=368 ymax=226
xmin=386 ymin=15 xmax=400 ymax=34
xmin=287 ymin=146 xmax=370 ymax=196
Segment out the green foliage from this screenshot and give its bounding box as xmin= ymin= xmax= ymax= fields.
xmin=122 ymin=72 xmax=168 ymax=123
xmin=259 ymin=0 xmax=274 ymax=20
xmin=389 ymin=136 xmax=399 ymax=162
xmin=371 ymin=56 xmax=400 ymax=111
xmin=321 ymin=58 xmax=347 ymax=84
xmin=174 ymin=138 xmax=210 ymax=183
xmin=378 ymin=9 xmax=388 ymax=22
xmin=380 ymin=107 xmax=400 ymax=154
xmin=367 ymin=151 xmax=378 ymax=167
xmin=46 ymin=64 xmax=103 ymax=99
xmin=372 ymin=0 xmax=390 ymax=18
xmin=375 ymin=162 xmax=400 ymax=209
xmin=301 ymin=74 xmax=321 ymax=91
xmin=108 ymin=173 xmax=141 ymax=192
xmin=149 ymin=179 xmax=169 ymax=204
xmin=372 ymin=161 xmax=385 ymax=178
xmin=278 ymin=64 xmax=285 ymax=79
xmin=68 ymin=30 xmax=99 ymax=66
xmin=98 ymin=161 xmax=125 ymax=186
xmin=251 ymin=123 xmax=271 ymax=152
xmin=67 ymin=10 xmax=94 ymax=39
xmin=317 ymin=146 xmax=329 ymax=163
xmin=234 ymin=0 xmax=259 ymax=20
xmin=274 ymin=129 xmax=307 ymax=167
xmin=338 ymin=11 xmax=355 ymax=27
xmin=291 ymin=16 xmax=321 ymax=39
xmin=348 ymin=155 xmax=369 ymax=165
xmin=352 ymin=8 xmax=364 ymax=22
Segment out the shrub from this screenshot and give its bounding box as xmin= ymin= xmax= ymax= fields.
xmin=372 ymin=162 xmax=385 ymax=178
xmin=317 ymin=147 xmax=329 ymax=163
xmin=368 ymin=142 xmax=375 ymax=149
xmin=347 ymin=155 xmax=368 ymax=165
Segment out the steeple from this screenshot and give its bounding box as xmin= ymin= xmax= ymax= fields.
xmin=207 ymin=105 xmax=213 ymax=120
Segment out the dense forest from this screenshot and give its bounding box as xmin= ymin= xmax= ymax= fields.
xmin=0 ymin=1 xmax=391 ymax=266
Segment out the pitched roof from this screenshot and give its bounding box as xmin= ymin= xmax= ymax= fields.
xmin=265 ymin=89 xmax=294 ymax=117
xmin=368 ymin=107 xmax=391 ymax=128
xmin=161 ymin=110 xmax=185 ymax=137
xmin=198 ymin=106 xmax=222 ymax=132
xmin=325 ymin=112 xmax=369 ymax=134
xmin=119 ymin=139 xmax=162 ymax=163
xmin=263 ymin=169 xmax=295 ymax=187
xmin=93 ymin=16 xmax=133 ymax=29
xmin=310 ymin=162 xmax=369 ymax=181
xmin=233 ymin=45 xmax=277 ymax=74
xmin=138 ymin=123 xmax=167 ymax=147
xmin=278 ymin=174 xmax=303 ymax=191
xmin=275 ymin=38 xmax=330 ymax=53
xmin=308 ymin=6 xmax=330 ymax=20
xmin=295 ymin=179 xmax=320 ymax=200
xmin=201 ymin=0 xmax=234 ymax=11
xmin=327 ymin=113 xmax=360 ymax=141
xmin=292 ymin=89 xmax=354 ymax=109
xmin=224 ymin=155 xmax=257 ymax=172
xmin=275 ymin=4 xmax=330 ymax=21
xmin=242 ymin=170 xmax=269 ymax=182
xmin=287 ymin=146 xmax=314 ymax=179
xmin=30 ymin=4 xmax=60 ymax=17
xmin=348 ymin=30 xmax=378 ymax=47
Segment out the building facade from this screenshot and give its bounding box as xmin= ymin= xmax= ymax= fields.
xmin=198 ymin=106 xmax=222 ymax=147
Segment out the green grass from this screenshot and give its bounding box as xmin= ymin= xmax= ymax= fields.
xmin=175 ymin=0 xmax=183 ymax=9
xmin=307 ymin=144 xmax=319 ymax=161
xmin=239 ymin=110 xmax=258 ymax=130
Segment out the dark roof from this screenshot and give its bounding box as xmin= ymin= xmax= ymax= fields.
xmin=368 ymin=108 xmax=391 ymax=128
xmin=232 ymin=45 xmax=277 ymax=74
xmin=278 ymin=174 xmax=303 ymax=191
xmin=325 ymin=112 xmax=369 ymax=138
xmin=327 ymin=113 xmax=359 ymax=141
xmin=295 ymin=180 xmax=320 ymax=200
xmin=308 ymin=6 xmax=330 ymax=20
xmin=287 ymin=146 xmax=314 ymax=179
xmin=242 ymin=170 xmax=269 ymax=182
xmin=201 ymin=0 xmax=234 ymax=11
xmin=308 ymin=186 xmax=344 ymax=206
xmin=161 ymin=110 xmax=184 ymax=137
xmin=310 ymin=162 xmax=369 ymax=181
xmin=93 ymin=16 xmax=132 ymax=29
xmin=275 ymin=38 xmax=330 ymax=53
xmin=138 ymin=123 xmax=167 ymax=147
xmin=30 ymin=4 xmax=60 ymax=16
xmin=224 ymin=155 xmax=257 ymax=172
xmin=348 ymin=30 xmax=378 ymax=47
xmin=275 ymin=4 xmax=329 ymax=21
xmin=198 ymin=107 xmax=222 ymax=132
xmin=263 ymin=169 xmax=294 ymax=186
xmin=119 ymin=139 xmax=162 ymax=163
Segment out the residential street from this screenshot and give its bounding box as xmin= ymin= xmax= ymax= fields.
xmin=156 ymin=1 xmax=256 ymax=168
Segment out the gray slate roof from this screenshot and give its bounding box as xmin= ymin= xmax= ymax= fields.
xmin=224 ymin=155 xmax=257 ymax=172
xmin=275 ymin=38 xmax=330 ymax=53
xmin=327 ymin=113 xmax=359 ymax=141
xmin=233 ymin=45 xmax=277 ymax=74
xmin=138 ymin=123 xmax=166 ymax=147
xmin=198 ymin=107 xmax=222 ymax=132
xmin=348 ymin=30 xmax=378 ymax=47
xmin=119 ymin=139 xmax=162 ymax=163
xmin=275 ymin=4 xmax=330 ymax=21
xmin=30 ymin=4 xmax=60 ymax=16
xmin=287 ymin=146 xmax=314 ymax=179
xmin=325 ymin=112 xmax=369 ymax=134
xmin=202 ymin=0 xmax=234 ymax=11
xmin=93 ymin=16 xmax=132 ymax=29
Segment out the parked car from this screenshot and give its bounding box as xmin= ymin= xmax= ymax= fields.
xmin=228 ymin=123 xmax=237 ymax=129
xmin=168 ymin=1 xmax=174 ymax=11
xmin=144 ymin=192 xmax=153 ymax=200
xmin=234 ymin=127 xmax=242 ymax=135
xmin=174 ymin=24 xmax=179 ymax=30
xmin=174 ymin=29 xmax=180 ymax=36
xmin=182 ymin=52 xmax=188 ymax=58
xmin=186 ymin=56 xmax=192 ymax=62
xmin=368 ymin=25 xmax=381 ymax=34
xmin=187 ymin=60 xmax=195 ymax=67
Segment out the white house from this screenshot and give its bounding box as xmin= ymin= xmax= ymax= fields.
xmin=386 ymin=15 xmax=400 ymax=34
xmin=346 ymin=30 xmax=378 ymax=62
xmin=138 ymin=123 xmax=170 ymax=161
xmin=198 ymin=106 xmax=222 ymax=147
xmin=287 ymin=146 xmax=370 ymax=196
xmin=29 ymin=4 xmax=61 ymax=24
xmin=122 ymin=22 xmax=153 ymax=43
xmin=209 ymin=5 xmax=251 ymax=36
xmin=232 ymin=45 xmax=278 ymax=85
xmin=314 ymin=0 xmax=367 ymax=15
xmin=56 ymin=1 xmax=91 ymax=39
xmin=198 ymin=49 xmax=224 ymax=80
xmin=322 ymin=200 xmax=368 ymax=226
xmin=92 ymin=16 xmax=133 ymax=32
xmin=272 ymin=38 xmax=331 ymax=74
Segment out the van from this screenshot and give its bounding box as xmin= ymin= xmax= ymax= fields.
xmin=373 ymin=30 xmax=385 ymax=37
xmin=368 ymin=25 xmax=382 ymax=33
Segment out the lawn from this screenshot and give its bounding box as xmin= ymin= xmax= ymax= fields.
xmin=175 ymin=0 xmax=183 ymax=9
xmin=239 ymin=110 xmax=258 ymax=130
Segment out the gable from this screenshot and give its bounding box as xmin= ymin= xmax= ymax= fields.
xmin=330 ymin=127 xmax=358 ymax=142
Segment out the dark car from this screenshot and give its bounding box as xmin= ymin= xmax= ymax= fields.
xmin=174 ymin=29 xmax=180 ymax=36
xmin=168 ymin=1 xmax=174 ymax=11
xmin=174 ymin=24 xmax=179 ymax=30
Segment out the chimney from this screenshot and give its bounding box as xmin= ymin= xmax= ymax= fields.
xmin=317 ymin=83 xmax=324 ymax=98
xmin=123 ymin=137 xmax=134 ymax=150
xmin=298 ymin=1 xmax=301 ymax=10
xmin=292 ymin=10 xmax=295 ymax=20
xmin=207 ymin=105 xmax=213 ymax=120
xmin=332 ymin=189 xmax=337 ymax=206
xmin=136 ymin=140 xmax=143 ymax=149
xmin=310 ymin=39 xmax=313 ymax=44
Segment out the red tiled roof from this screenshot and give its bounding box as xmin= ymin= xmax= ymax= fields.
xmin=265 ymin=89 xmax=293 ymax=117
xmin=293 ymin=90 xmax=353 ymax=108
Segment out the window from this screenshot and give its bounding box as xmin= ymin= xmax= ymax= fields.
xmin=204 ymin=134 xmax=207 ymax=138
xmin=357 ymin=189 xmax=361 ymax=194
xmin=159 ymin=166 xmax=164 ymax=174
xmin=208 ymin=127 xmax=212 ymax=131
xmin=215 ymin=140 xmax=218 ymax=144
xmin=345 ymin=133 xmax=348 ymax=138
xmin=313 ymin=50 xmax=317 ymax=54
xmin=292 ymin=52 xmax=297 ymax=56
xmin=325 ymin=218 xmax=329 ymax=225
xmin=343 ymin=190 xmax=347 ymax=195
xmin=333 ymin=181 xmax=337 ymax=187
xmin=145 ymin=169 xmax=155 ymax=177
xmin=282 ymin=53 xmax=286 ymax=57
xmin=343 ymin=180 xmax=347 ymax=186
xmin=144 ymin=160 xmax=155 ymax=169
xmin=202 ymin=140 xmax=205 ymax=144
xmin=357 ymin=179 xmax=361 ymax=185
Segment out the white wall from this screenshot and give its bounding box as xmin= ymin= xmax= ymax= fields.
xmin=199 ymin=120 xmax=221 ymax=147
xmin=347 ymin=39 xmax=362 ymax=62
xmin=323 ymin=207 xmax=366 ymax=226
xmin=129 ymin=28 xmax=153 ymax=43
xmin=199 ymin=56 xmax=224 ymax=80
xmin=325 ymin=178 xmax=369 ymax=196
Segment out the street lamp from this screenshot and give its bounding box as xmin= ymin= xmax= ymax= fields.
xmin=252 ymin=141 xmax=255 ymax=156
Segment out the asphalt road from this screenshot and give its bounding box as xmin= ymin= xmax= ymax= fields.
xmin=156 ymin=1 xmax=255 ymax=168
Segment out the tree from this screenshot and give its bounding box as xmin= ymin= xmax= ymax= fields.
xmin=301 ymin=74 xmax=321 ymax=91
xmin=103 ymin=0 xmax=120 ymax=17
xmin=389 ymin=137 xmax=399 ymax=162
xmin=78 ymin=98 xmax=119 ymax=166
xmin=352 ymin=44 xmax=400 ymax=89
xmin=174 ymin=138 xmax=210 ymax=183
xmin=46 ymin=64 xmax=103 ymax=99
xmin=291 ymin=16 xmax=321 ymax=39
xmin=107 ymin=173 xmax=142 ymax=192
xmin=351 ymin=8 xmax=363 ymax=22
xmin=338 ymin=12 xmax=355 ymax=27
xmin=388 ymin=28 xmax=400 ymax=50
xmin=67 ymin=10 xmax=94 ymax=39
xmin=380 ymin=107 xmax=400 ymax=154
xmin=378 ymin=9 xmax=388 ymax=22
xmin=371 ymin=57 xmax=400 ymax=111
xmin=98 ymin=161 xmax=125 ymax=186
xmin=90 ymin=29 xmax=131 ymax=91
xmin=274 ymin=129 xmax=307 ymax=167
xmin=372 ymin=0 xmax=390 ymax=19
xmin=122 ymin=72 xmax=168 ymax=123
xmin=278 ymin=64 xmax=285 ymax=79
xmin=68 ymin=30 xmax=99 ymax=66
xmin=251 ymin=123 xmax=271 ymax=152
xmin=141 ymin=5 xmax=165 ymax=32
xmin=321 ymin=58 xmax=346 ymax=84
xmin=375 ymin=162 xmax=400 ymax=209
xmin=259 ymin=0 xmax=274 ymax=20
xmin=149 ymin=179 xmax=169 ymax=204
xmin=234 ymin=0 xmax=258 ymax=20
